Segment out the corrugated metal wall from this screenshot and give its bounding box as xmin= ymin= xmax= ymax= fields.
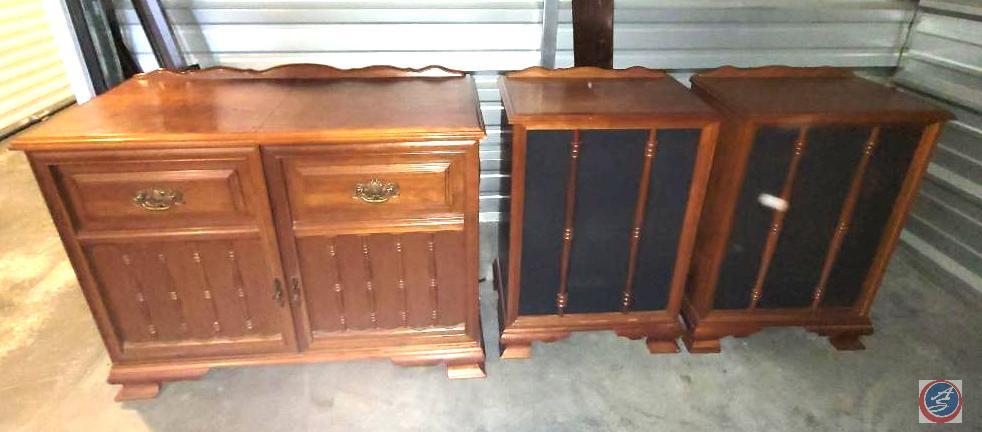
xmin=117 ymin=0 xmax=544 ymax=71
xmin=556 ymin=0 xmax=914 ymax=69
xmin=893 ymin=0 xmax=982 ymax=293
xmin=114 ymin=0 xmax=918 ymax=222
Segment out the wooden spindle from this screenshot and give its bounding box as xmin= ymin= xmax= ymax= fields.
xmin=158 ymin=252 xmax=188 ymax=334
xmin=121 ymin=251 xmax=158 ymax=339
xmin=811 ymin=127 xmax=880 ymax=308
xmin=749 ymin=127 xmax=809 ymax=309
xmin=621 ymin=129 xmax=658 ymax=312
xmin=192 ymin=247 xmax=222 ymax=333
xmin=328 ymin=238 xmax=347 ymax=330
xmin=227 ymin=247 xmax=256 ymax=331
xmin=556 ymin=130 xmax=581 ymax=315
xmin=395 ymin=235 xmax=408 ymax=326
xmin=361 ymin=236 xmax=379 ymax=328
xmin=427 ymin=234 xmax=439 ymax=324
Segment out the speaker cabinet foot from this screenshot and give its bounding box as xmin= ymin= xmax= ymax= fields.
xmin=500 ymin=342 xmax=532 ymax=359
xmin=828 ymin=334 xmax=866 ymax=351
xmin=645 ymin=337 xmax=680 ymax=354
xmin=683 ymin=335 xmax=721 ymax=354
xmin=447 ymin=362 xmax=486 ymax=380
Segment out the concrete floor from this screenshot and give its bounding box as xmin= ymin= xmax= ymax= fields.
xmin=0 ymin=143 xmax=979 ymax=432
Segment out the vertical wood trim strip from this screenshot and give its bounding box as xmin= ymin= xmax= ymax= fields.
xmin=556 ymin=130 xmax=581 ymax=315
xmin=506 ymin=125 xmax=528 ymax=325
xmin=748 ymin=127 xmax=809 ymax=309
xmin=427 ymin=234 xmax=440 ymax=324
xmin=261 ymin=152 xmax=303 ymax=350
xmin=463 ymin=139 xmax=482 ymax=342
xmin=328 ymin=238 xmax=347 ymax=330
xmin=157 ymin=252 xmax=188 ymax=334
xmin=120 ymin=249 xmax=158 ymax=339
xmin=669 ymin=122 xmax=721 ymax=315
xmin=621 ymin=129 xmax=658 ymax=312
xmin=227 ymin=246 xmax=256 ymax=331
xmin=394 ymin=235 xmax=408 ymax=327
xmin=856 ymin=122 xmax=944 ymax=315
xmin=811 ymin=127 xmax=880 ymax=308
xmin=192 ymin=246 xmax=222 ymax=334
xmin=685 ymin=122 xmax=754 ymax=315
xmin=361 ymin=236 xmax=379 ymax=329
xmin=29 ymin=157 xmax=123 ymax=358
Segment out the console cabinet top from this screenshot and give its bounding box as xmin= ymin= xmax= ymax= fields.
xmin=10 ymin=64 xmax=485 ymax=151
xmin=499 ymin=66 xmax=718 ymax=126
xmin=691 ymin=66 xmax=951 ymax=123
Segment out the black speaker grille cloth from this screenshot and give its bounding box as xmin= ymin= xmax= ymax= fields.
xmin=758 ymin=126 xmax=868 ymax=308
xmin=822 ymin=125 xmax=921 ymax=307
xmin=632 ymin=129 xmax=699 ymax=311
xmin=518 ymin=131 xmax=571 ymax=315
xmin=714 ymin=126 xmax=797 ymax=309
xmin=565 ymin=130 xmax=648 ymax=314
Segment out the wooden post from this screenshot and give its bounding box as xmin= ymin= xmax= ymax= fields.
xmin=572 ymin=0 xmax=614 ymax=68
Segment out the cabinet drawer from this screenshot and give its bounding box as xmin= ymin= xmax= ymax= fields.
xmin=49 ymin=150 xmax=265 ymax=233
xmin=281 ymin=151 xmax=466 ymax=224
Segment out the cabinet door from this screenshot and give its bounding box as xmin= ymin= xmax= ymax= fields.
xmin=32 ymin=148 xmax=298 ymax=361
xmin=292 ymin=232 xmax=468 ymax=333
xmin=713 ymin=124 xmax=922 ymax=310
xmin=83 ymin=238 xmax=296 ymax=360
xmin=264 ymin=144 xmax=476 ymax=350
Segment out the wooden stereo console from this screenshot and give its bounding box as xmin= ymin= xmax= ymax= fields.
xmin=10 ymin=64 xmax=487 ymax=401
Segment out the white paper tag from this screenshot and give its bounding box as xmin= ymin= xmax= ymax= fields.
xmin=758 ymin=193 xmax=788 ymax=212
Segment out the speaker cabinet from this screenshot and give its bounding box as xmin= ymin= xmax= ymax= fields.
xmin=495 ymin=67 xmax=719 ymax=357
xmin=684 ymin=66 xmax=951 ymax=353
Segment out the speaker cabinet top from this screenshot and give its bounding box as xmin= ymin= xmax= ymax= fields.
xmin=691 ymin=66 xmax=951 ymax=124
xmin=499 ymin=66 xmax=718 ymax=127
xmin=10 ymin=65 xmax=485 ymax=151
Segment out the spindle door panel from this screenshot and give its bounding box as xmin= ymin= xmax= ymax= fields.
xmin=714 ymin=124 xmax=922 ymax=311
xmin=293 ymin=231 xmax=468 ymax=341
xmin=84 ymin=238 xmax=296 ymax=361
xmin=518 ymin=129 xmax=699 ymax=316
xmin=683 ymin=66 xmax=950 ymax=353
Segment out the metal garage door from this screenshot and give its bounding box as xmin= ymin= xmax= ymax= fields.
xmin=0 ymin=0 xmax=74 ymax=137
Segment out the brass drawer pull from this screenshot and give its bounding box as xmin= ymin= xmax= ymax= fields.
xmin=133 ymin=187 xmax=184 ymax=211
xmin=353 ymin=179 xmax=399 ymax=203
